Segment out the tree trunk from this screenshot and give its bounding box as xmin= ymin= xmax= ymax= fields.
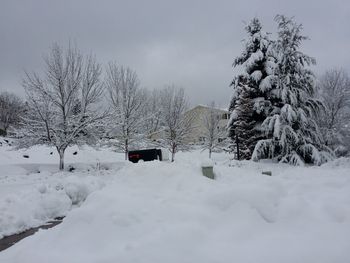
xmin=3 ymin=122 xmax=9 ymax=135
xmin=125 ymin=139 xmax=129 ymax=160
xmin=171 ymin=151 xmax=175 ymax=162
xmin=58 ymin=148 xmax=65 ymax=170
xmin=236 ymin=134 xmax=240 ymax=160
xmin=171 ymin=144 xmax=176 ymax=162
xmin=209 ymin=148 xmax=212 ymax=159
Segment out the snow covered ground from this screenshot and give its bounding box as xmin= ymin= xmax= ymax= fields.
xmin=0 ymin=138 xmax=350 ymax=262
xmin=0 ymin=138 xmax=125 ymax=238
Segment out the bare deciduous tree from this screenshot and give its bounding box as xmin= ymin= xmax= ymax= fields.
xmin=0 ymin=92 xmax=24 ymax=135
xmin=142 ymin=89 xmax=163 ymax=136
xmin=106 ymin=63 xmax=146 ymax=160
xmin=202 ymin=102 xmax=226 ymax=158
xmin=159 ymin=86 xmax=193 ymax=162
xmin=317 ymin=69 xmax=350 ymax=154
xmin=20 ymin=43 xmax=106 ymax=170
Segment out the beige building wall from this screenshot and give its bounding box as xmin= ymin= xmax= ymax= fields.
xmin=147 ymin=105 xmax=229 ymax=144
xmin=185 ymin=105 xmax=229 ymax=144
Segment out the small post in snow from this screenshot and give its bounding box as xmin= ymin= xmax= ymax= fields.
xmin=262 ymin=171 xmax=272 ymax=176
xmin=96 ymin=159 xmax=101 ymax=171
xmin=201 ymin=159 xmax=215 ymax=180
xmin=236 ymin=134 xmax=240 ymax=160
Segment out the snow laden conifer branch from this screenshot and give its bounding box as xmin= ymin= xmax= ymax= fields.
xmin=18 ymin=43 xmax=107 ymax=170
xmin=252 ymin=15 xmax=333 ymax=165
xmin=228 ymin=16 xmax=333 ymax=165
xmin=228 ymin=17 xmax=275 ymax=160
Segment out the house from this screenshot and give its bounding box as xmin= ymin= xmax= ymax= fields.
xmin=147 ymin=105 xmax=229 ymax=145
xmin=185 ymin=105 xmax=229 ymax=144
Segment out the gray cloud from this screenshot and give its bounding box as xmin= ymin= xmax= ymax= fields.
xmin=1 ymin=0 xmax=349 ymax=107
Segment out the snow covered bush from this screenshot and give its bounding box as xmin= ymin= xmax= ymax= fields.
xmin=64 ymin=175 xmax=105 ymax=205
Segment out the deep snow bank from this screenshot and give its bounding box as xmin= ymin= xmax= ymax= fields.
xmin=0 ymin=167 xmax=106 ymax=238
xmin=1 ymin=158 xmax=349 ymax=263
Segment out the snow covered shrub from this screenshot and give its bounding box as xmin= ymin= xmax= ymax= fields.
xmin=64 ymin=183 xmax=89 ymax=205
xmin=63 ymin=176 xmax=105 ymax=205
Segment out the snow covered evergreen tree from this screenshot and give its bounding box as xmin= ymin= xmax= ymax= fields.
xmin=252 ymin=15 xmax=333 ymax=165
xmin=228 ymin=86 xmax=258 ymax=159
xmin=228 ymin=17 xmax=275 ymax=159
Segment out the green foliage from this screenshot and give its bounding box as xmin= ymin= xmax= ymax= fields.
xmin=0 ymin=129 xmax=7 ymax=137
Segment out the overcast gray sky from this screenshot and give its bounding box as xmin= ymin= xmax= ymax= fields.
xmin=1 ymin=0 xmax=349 ymax=107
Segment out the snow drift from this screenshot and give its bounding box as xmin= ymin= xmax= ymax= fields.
xmin=1 ymin=157 xmax=350 ymax=263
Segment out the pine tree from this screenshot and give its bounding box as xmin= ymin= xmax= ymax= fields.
xmin=228 ymin=18 xmax=275 ymax=159
xmin=252 ymin=15 xmax=333 ymax=165
xmin=228 ymin=85 xmax=257 ymax=159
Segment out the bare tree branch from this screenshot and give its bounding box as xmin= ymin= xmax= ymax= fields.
xmin=106 ymin=63 xmax=147 ymax=160
xmin=18 ymin=43 xmax=106 ymax=170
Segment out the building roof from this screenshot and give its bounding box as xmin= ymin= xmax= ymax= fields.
xmin=186 ymin=104 xmax=229 ymax=114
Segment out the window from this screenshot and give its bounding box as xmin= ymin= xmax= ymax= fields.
xmin=222 ymin=113 xmax=228 ymax=120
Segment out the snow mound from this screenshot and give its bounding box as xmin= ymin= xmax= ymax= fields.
xmin=322 ymin=157 xmax=350 ymax=168
xmin=201 ymin=158 xmax=214 ymax=167
xmin=0 ymin=171 xmax=106 ymax=238
xmin=0 ymin=184 xmax=71 ymax=238
xmin=63 ymin=175 xmax=105 ymax=205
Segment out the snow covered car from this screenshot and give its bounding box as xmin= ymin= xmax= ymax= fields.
xmin=128 ymin=149 xmax=169 ymax=163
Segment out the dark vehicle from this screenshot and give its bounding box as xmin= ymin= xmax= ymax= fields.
xmin=128 ymin=149 xmax=167 ymax=163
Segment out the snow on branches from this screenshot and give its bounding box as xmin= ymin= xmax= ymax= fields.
xmin=228 ymin=17 xmax=275 ymax=160
xmin=19 ymin=43 xmax=107 ymax=170
xmin=251 ymin=15 xmax=333 ymax=165
xmin=229 ymin=16 xmax=334 ymax=165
